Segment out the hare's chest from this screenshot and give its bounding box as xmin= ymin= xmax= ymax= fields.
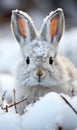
xmin=24 ymin=86 xmax=52 ymax=102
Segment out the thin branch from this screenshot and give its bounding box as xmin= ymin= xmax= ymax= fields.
xmin=58 ymin=126 xmax=63 ymax=130
xmin=2 ymin=91 xmax=7 ymax=109
xmin=2 ymin=91 xmax=7 ymax=101
xmin=6 ymin=105 xmax=8 ymax=112
xmin=60 ymin=95 xmax=77 ymax=115
xmin=2 ymin=97 xmax=27 ymax=111
xmin=13 ymin=89 xmax=18 ymax=113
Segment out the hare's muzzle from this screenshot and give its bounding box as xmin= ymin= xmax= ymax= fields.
xmin=34 ymin=68 xmax=45 ymax=78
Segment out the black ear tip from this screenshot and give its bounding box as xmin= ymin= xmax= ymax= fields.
xmin=12 ymin=9 xmax=20 ymax=16
xmin=53 ymin=8 xmax=64 ymax=17
xmin=56 ymin=8 xmax=63 ymax=13
xmin=53 ymin=8 xmax=64 ymax=23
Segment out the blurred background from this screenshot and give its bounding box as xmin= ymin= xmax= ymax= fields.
xmin=0 ymin=0 xmax=77 ymax=92
xmin=0 ymin=0 xmax=77 ymax=28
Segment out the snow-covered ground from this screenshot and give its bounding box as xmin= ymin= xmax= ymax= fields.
xmin=0 ymin=92 xmax=77 ymax=130
xmin=0 ymin=12 xmax=77 ymax=129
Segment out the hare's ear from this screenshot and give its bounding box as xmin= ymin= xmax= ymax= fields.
xmin=11 ymin=10 xmax=37 ymax=46
xmin=40 ymin=8 xmax=65 ymax=46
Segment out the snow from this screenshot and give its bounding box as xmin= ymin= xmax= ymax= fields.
xmin=0 ymin=24 xmax=20 ymax=74
xmin=0 ymin=73 xmax=15 ymax=105
xmin=33 ymin=40 xmax=49 ymax=57
xmin=0 ymin=39 xmax=20 ymax=73
xmin=0 ymin=111 xmax=21 ymax=130
xmin=22 ymin=92 xmax=77 ymax=130
xmin=0 ymin=92 xmax=77 ymax=130
xmin=59 ymin=28 xmax=77 ymax=67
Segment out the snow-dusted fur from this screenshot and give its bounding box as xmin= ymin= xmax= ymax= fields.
xmin=11 ymin=8 xmax=77 ymax=114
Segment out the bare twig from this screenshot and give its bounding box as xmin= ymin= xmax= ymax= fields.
xmin=1 ymin=89 xmax=27 ymax=113
xmin=2 ymin=97 xmax=27 ymax=112
xmin=60 ymin=95 xmax=77 ymax=115
xmin=2 ymin=91 xmax=7 ymax=101
xmin=13 ymin=89 xmax=18 ymax=113
xmin=58 ymin=126 xmax=63 ymax=130
xmin=2 ymin=91 xmax=7 ymax=109
xmin=6 ymin=105 xmax=8 ymax=112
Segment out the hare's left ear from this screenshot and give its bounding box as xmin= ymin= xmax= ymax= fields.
xmin=11 ymin=10 xmax=37 ymax=47
xmin=40 ymin=8 xmax=65 ymax=46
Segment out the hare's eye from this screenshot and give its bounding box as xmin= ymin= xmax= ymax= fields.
xmin=26 ymin=57 xmax=30 ymax=64
xmin=49 ymin=57 xmax=53 ymax=65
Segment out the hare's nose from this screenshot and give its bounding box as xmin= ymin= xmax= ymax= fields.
xmin=34 ymin=68 xmax=45 ymax=78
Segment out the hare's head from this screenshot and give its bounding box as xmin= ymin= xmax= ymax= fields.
xmin=11 ymin=9 xmax=65 ymax=90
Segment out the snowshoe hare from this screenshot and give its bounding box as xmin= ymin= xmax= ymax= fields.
xmin=11 ymin=8 xmax=77 ymax=114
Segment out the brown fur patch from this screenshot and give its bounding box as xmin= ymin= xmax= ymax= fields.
xmin=17 ymin=16 xmax=26 ymax=38
xmin=50 ymin=16 xmax=58 ymax=37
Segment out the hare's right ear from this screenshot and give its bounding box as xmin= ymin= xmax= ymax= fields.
xmin=40 ymin=8 xmax=65 ymax=47
xmin=11 ymin=10 xmax=37 ymax=46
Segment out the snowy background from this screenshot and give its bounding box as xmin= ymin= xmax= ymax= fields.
xmin=0 ymin=0 xmax=77 ymax=130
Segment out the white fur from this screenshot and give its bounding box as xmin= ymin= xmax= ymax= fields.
xmin=11 ymin=8 xmax=77 ymax=114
